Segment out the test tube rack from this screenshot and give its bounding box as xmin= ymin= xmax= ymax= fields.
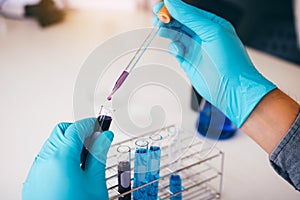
xmin=106 ymin=125 xmax=224 ymax=200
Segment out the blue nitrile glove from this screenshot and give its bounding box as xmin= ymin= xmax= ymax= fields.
xmin=22 ymin=118 xmax=114 ymax=200
xmin=153 ymin=0 xmax=276 ymax=127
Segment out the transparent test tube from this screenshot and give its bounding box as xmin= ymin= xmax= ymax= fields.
xmin=133 ymin=139 xmax=149 ymax=200
xmin=167 ymin=126 xmax=183 ymax=200
xmin=117 ymin=145 xmax=131 ymax=200
xmin=167 ymin=126 xmax=182 ymax=171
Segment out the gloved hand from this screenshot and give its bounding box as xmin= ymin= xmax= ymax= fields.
xmin=153 ymin=0 xmax=276 ymax=127
xmin=22 ymin=118 xmax=114 ymax=200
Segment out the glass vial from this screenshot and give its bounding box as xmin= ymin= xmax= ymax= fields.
xmin=81 ymin=105 xmax=114 ymax=170
xmin=117 ymin=145 xmax=131 ymax=200
xmin=168 ymin=126 xmax=182 ymax=200
xmin=147 ymin=133 xmax=163 ymax=200
xmin=133 ymin=139 xmax=149 ymax=200
xmin=94 ymin=105 xmax=114 ymax=132
xmin=167 ymin=126 xmax=182 ymax=172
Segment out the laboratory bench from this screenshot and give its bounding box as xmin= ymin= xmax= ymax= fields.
xmin=0 ymin=10 xmax=299 ymax=200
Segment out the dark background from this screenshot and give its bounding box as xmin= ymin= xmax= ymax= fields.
xmin=186 ymin=0 xmax=300 ymax=65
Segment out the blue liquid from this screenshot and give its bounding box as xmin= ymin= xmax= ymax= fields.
xmin=197 ymin=101 xmax=237 ymax=140
xmin=170 ymin=174 xmax=182 ymax=200
xmin=146 ymin=146 xmax=161 ymax=200
xmin=133 ymin=148 xmax=148 ymax=200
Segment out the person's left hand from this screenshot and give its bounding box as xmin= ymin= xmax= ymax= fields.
xmin=22 ymin=118 xmax=114 ymax=200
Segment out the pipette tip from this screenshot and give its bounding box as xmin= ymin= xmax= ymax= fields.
xmin=107 ymin=89 xmax=117 ymax=101
xmin=107 ymin=71 xmax=129 ymax=101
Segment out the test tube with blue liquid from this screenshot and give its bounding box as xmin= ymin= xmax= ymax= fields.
xmin=147 ymin=133 xmax=163 ymax=200
xmin=133 ymin=139 xmax=149 ymax=200
xmin=117 ymin=145 xmax=131 ymax=200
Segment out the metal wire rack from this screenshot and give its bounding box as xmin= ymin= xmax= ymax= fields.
xmin=106 ymin=125 xmax=224 ymax=200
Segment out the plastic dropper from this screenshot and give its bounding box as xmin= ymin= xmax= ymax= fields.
xmin=107 ymin=5 xmax=171 ymax=101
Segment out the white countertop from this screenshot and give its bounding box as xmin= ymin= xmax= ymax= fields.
xmin=0 ymin=10 xmax=299 ymax=199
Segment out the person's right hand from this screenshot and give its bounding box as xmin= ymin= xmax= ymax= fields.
xmin=153 ymin=0 xmax=276 ymax=127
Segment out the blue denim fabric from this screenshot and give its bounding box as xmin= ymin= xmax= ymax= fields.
xmin=269 ymin=111 xmax=300 ymax=191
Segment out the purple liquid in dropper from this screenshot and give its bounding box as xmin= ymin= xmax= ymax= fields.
xmin=107 ymin=71 xmax=129 ymax=101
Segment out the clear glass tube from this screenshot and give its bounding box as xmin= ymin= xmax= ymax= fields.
xmin=135 ymin=138 xmax=149 ymax=153
xmin=117 ymin=145 xmax=131 ymax=200
xmin=167 ymin=126 xmax=182 ymax=171
xmin=133 ymin=139 xmax=149 ymax=200
xmin=95 ymin=105 xmax=114 ymax=132
xmin=81 ymin=105 xmax=114 ymax=170
xmin=167 ymin=126 xmax=183 ymax=200
xmin=117 ymin=145 xmax=131 ymax=163
xmin=149 ymin=133 xmax=163 ymax=151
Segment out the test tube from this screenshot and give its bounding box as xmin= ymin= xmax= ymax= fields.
xmin=80 ymin=105 xmax=113 ymax=170
xmin=167 ymin=126 xmax=183 ymax=200
xmin=167 ymin=126 xmax=182 ymax=171
xmin=117 ymin=145 xmax=131 ymax=200
xmin=94 ymin=105 xmax=113 ymax=132
xmin=133 ymin=139 xmax=149 ymax=200
xmin=147 ymin=133 xmax=163 ymax=200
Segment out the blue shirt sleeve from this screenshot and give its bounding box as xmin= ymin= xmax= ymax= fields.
xmin=269 ymin=111 xmax=300 ymax=191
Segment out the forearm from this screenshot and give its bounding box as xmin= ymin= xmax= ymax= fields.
xmin=241 ymin=88 xmax=300 ymax=154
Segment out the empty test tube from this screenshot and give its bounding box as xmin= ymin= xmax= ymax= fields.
xmin=167 ymin=126 xmax=182 ymax=171
xmin=168 ymin=126 xmax=183 ymax=200
xmin=117 ymin=145 xmax=131 ymax=200
xmin=133 ymin=139 xmax=149 ymax=200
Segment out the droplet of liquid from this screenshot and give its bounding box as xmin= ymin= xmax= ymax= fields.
xmin=107 ymin=96 xmax=112 ymax=101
